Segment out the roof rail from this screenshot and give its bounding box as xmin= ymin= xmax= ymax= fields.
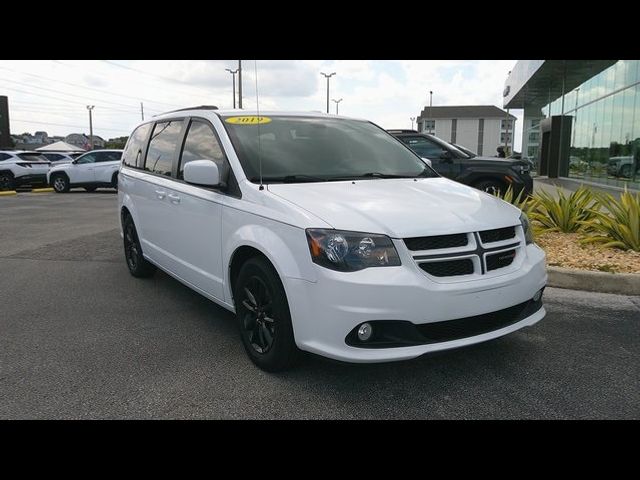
xmin=154 ymin=105 xmax=219 ymax=116
xmin=387 ymin=129 xmax=418 ymax=134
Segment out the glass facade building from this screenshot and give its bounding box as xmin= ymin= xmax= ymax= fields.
xmin=504 ymin=60 xmax=640 ymax=190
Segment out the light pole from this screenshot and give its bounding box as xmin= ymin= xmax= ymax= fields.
xmin=238 ymin=60 xmax=242 ymax=109
xmin=332 ymin=98 xmax=343 ymax=115
xmin=225 ymin=68 xmax=239 ymax=108
xmin=410 ymin=117 xmax=415 ymax=130
xmin=428 ymin=91 xmax=433 ymax=133
xmin=321 ymin=72 xmax=336 ymax=114
xmin=86 ymin=105 xmax=94 ymax=150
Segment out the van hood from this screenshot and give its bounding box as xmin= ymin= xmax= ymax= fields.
xmin=267 ymin=177 xmax=521 ymax=238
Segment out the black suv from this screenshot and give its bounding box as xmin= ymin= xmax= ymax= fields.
xmin=388 ymin=130 xmax=533 ymax=196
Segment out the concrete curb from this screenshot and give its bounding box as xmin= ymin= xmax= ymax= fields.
xmin=0 ymin=190 xmax=17 ymax=196
xmin=30 ymin=187 xmax=54 ymax=193
xmin=547 ymin=266 xmax=640 ymax=296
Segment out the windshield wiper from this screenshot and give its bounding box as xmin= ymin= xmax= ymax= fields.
xmin=252 ymin=174 xmax=328 ymax=183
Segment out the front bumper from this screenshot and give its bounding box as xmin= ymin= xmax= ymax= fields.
xmin=285 ymin=243 xmax=547 ymax=363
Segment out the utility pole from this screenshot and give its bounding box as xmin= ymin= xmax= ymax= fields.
xmin=410 ymin=117 xmax=415 ymax=130
xmin=321 ymin=72 xmax=336 ymax=114
xmin=225 ymin=68 xmax=239 ymax=108
xmin=140 ymin=102 xmax=144 ymax=121
xmin=332 ymin=98 xmax=343 ymax=115
xmin=86 ymin=105 xmax=94 ymax=150
xmin=238 ymin=60 xmax=243 ymax=109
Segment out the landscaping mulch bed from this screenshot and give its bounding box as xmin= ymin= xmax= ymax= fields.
xmin=536 ymin=232 xmax=640 ymax=274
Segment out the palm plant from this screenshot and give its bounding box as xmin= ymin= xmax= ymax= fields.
xmin=492 ymin=185 xmax=533 ymax=214
xmin=581 ymin=189 xmax=640 ymax=251
xmin=528 ymin=186 xmax=599 ymax=234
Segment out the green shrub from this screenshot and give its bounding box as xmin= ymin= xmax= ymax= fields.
xmin=528 ymin=186 xmax=599 ymax=234
xmin=581 ymin=189 xmax=640 ymax=251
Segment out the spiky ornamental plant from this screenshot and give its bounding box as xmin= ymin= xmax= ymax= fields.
xmin=527 ymin=186 xmax=600 ymax=234
xmin=581 ymin=189 xmax=640 ymax=251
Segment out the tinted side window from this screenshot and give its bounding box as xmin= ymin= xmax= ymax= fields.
xmin=0 ymin=153 xmax=11 ymax=161
xmin=96 ymin=151 xmax=122 ymax=162
xmin=145 ymin=120 xmax=183 ymax=177
xmin=179 ymin=120 xmax=227 ymax=180
xmin=76 ymin=153 xmax=97 ymax=164
xmin=122 ymin=123 xmax=152 ymax=168
xmin=401 ymin=136 xmax=444 ymax=158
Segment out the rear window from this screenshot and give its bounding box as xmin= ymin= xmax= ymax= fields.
xmin=17 ymin=153 xmax=49 ymax=162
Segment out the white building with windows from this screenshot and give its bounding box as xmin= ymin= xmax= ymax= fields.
xmin=417 ymin=105 xmax=516 ymax=157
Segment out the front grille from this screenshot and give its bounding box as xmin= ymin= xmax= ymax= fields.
xmin=416 ymin=299 xmax=535 ymax=342
xmin=404 ymin=233 xmax=468 ymax=251
xmin=420 ymin=258 xmax=474 ymax=277
xmin=486 ymin=249 xmax=516 ymax=271
xmin=479 ymin=226 xmax=516 ymax=243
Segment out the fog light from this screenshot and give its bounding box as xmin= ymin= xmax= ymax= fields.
xmin=533 ymin=289 xmax=543 ymax=302
xmin=357 ymin=323 xmax=373 ymax=342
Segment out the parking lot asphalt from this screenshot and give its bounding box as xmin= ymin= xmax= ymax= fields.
xmin=1 ymin=192 xmax=639 ymax=419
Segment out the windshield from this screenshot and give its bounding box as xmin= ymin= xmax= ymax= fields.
xmin=222 ymin=116 xmax=438 ymax=183
xmin=452 ymin=143 xmax=476 ymax=158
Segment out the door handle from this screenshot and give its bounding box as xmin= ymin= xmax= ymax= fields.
xmin=155 ymin=190 xmax=166 ymax=200
xmin=168 ymin=193 xmax=181 ymax=204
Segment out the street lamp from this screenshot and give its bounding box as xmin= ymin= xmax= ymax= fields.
xmin=225 ymin=68 xmax=239 ymax=109
xmin=428 ymin=91 xmax=433 ymax=133
xmin=86 ymin=105 xmax=94 ymax=150
xmin=320 ymin=72 xmax=336 ymax=114
xmin=410 ymin=117 xmax=415 ymax=130
xmin=332 ymin=98 xmax=343 ymax=115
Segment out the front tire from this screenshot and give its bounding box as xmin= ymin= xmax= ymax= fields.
xmin=51 ymin=174 xmax=70 ymax=193
xmin=234 ymin=256 xmax=299 ymax=372
xmin=123 ymin=215 xmax=156 ymax=278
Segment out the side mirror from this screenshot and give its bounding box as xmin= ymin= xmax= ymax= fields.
xmin=184 ymin=160 xmax=220 ymax=187
xmin=421 ymin=157 xmax=433 ymax=167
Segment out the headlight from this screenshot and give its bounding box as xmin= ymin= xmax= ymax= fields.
xmin=520 ymin=212 xmax=534 ymax=245
xmin=517 ymin=165 xmax=530 ymax=175
xmin=306 ymin=229 xmax=401 ymax=272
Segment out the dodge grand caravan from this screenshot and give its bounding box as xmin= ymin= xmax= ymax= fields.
xmin=118 ymin=107 xmax=547 ymax=371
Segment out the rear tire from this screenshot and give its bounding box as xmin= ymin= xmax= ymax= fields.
xmin=0 ymin=171 xmax=14 ymax=190
xmin=234 ymin=256 xmax=299 ymax=372
xmin=473 ymin=179 xmax=505 ymax=195
xmin=123 ymin=215 xmax=156 ymax=278
xmin=51 ymin=174 xmax=70 ymax=193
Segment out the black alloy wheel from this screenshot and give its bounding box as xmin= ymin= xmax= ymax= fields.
xmin=235 ymin=256 xmax=298 ymax=371
xmin=123 ymin=215 xmax=156 ymax=278
xmin=240 ymin=275 xmax=277 ymax=354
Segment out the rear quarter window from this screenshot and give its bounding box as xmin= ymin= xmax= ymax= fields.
xmin=122 ymin=123 xmax=152 ymax=169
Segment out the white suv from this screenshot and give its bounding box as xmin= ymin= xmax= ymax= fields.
xmin=0 ymin=150 xmax=51 ymax=190
xmin=48 ymin=149 xmax=122 ymax=193
xmin=118 ymin=108 xmax=547 ymax=371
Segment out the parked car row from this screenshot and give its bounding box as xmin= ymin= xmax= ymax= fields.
xmin=0 ymin=149 xmax=122 ymax=192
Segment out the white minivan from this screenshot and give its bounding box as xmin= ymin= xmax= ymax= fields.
xmin=118 ymin=107 xmax=547 ymax=371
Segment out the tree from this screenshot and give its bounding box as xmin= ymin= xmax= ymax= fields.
xmin=105 ymin=136 xmax=128 ymax=149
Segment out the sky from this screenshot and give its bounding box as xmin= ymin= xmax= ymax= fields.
xmin=0 ymin=60 xmax=523 ymax=151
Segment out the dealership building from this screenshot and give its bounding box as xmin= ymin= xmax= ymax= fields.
xmin=504 ymin=60 xmax=640 ymax=190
